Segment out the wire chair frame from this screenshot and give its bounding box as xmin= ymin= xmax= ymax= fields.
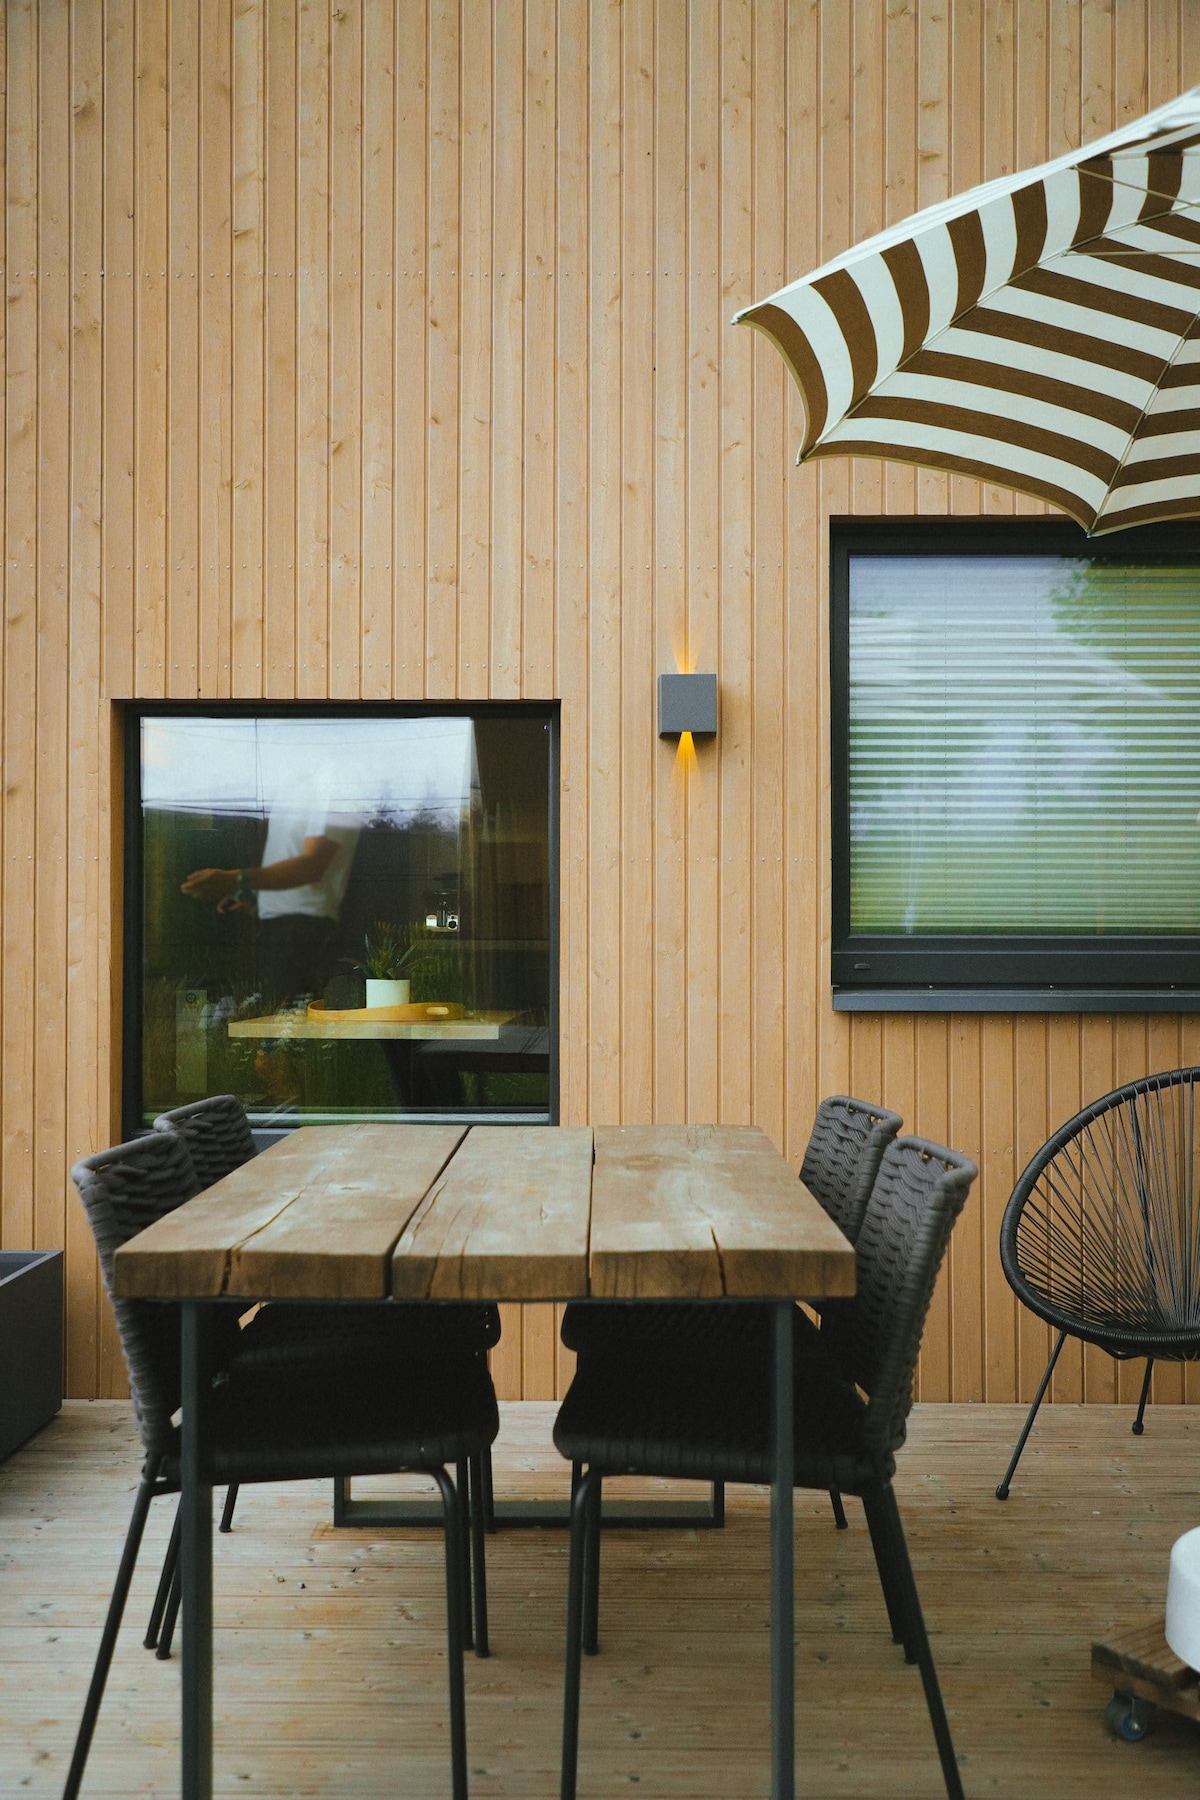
xmin=1003 ymin=1068 xmax=1200 ymax=1350
xmin=997 ymin=1066 xmax=1200 ymax=1499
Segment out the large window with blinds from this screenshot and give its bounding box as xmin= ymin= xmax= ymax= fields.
xmin=831 ymin=521 xmax=1200 ymax=1011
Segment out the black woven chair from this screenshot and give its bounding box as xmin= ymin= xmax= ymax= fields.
xmin=559 ymin=1095 xmax=903 ymax=1528
xmin=154 ymin=1100 xmax=504 ymax=1373
xmin=149 ymin=1098 xmax=260 ymax=1567
xmin=152 ymin=1093 xmax=258 ymax=1185
xmin=554 ymin=1134 xmax=976 ymax=1800
xmin=65 ymin=1130 xmax=497 ymax=1800
xmin=153 ymin=1097 xmax=501 ymax=1557
xmin=996 ymin=1066 xmax=1200 ymax=1501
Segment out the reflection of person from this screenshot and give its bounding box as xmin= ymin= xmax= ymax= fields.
xmin=182 ymin=795 xmax=360 ymax=1006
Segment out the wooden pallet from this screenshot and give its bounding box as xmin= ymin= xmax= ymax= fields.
xmin=1091 ymin=1619 xmax=1200 ymax=1728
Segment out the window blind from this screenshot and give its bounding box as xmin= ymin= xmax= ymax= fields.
xmin=848 ymin=554 xmax=1200 ymax=937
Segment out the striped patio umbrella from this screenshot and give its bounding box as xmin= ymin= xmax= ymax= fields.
xmin=734 ymin=89 xmax=1200 ymax=534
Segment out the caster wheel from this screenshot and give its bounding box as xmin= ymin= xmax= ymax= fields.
xmin=1105 ymin=1693 xmax=1154 ymax=1741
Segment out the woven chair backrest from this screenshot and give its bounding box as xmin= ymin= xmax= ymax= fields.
xmin=153 ymin=1094 xmax=257 ymax=1189
xmin=71 ymin=1132 xmax=202 ymax=1457
xmin=1002 ymin=1066 xmax=1200 ymax=1348
xmin=820 ymin=1134 xmax=976 ymax=1460
xmin=801 ymin=1095 xmax=904 ymax=1244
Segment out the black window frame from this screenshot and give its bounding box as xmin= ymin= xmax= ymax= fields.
xmin=122 ymin=699 xmax=560 ymax=1137
xmin=831 ymin=517 xmax=1200 ymax=1014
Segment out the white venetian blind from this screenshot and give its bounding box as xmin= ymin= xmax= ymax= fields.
xmin=848 ymin=554 xmax=1200 ymax=936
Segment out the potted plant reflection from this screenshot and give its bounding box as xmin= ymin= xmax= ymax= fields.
xmin=356 ymin=921 xmax=419 ymax=1010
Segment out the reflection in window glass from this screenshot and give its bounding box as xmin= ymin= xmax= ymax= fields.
xmin=136 ymin=710 xmax=554 ymax=1127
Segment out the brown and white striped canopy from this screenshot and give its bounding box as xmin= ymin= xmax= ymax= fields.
xmin=735 ymin=90 xmax=1200 ymax=534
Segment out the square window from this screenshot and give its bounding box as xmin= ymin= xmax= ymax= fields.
xmin=127 ymin=705 xmax=558 ymax=1130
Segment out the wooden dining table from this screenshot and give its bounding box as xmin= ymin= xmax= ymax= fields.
xmin=113 ymin=1121 xmax=856 ymax=1800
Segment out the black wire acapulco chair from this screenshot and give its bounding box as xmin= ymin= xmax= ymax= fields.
xmin=996 ymin=1066 xmax=1200 ymax=1501
xmin=553 ymin=1134 xmax=977 ymax=1800
xmin=558 ymin=1094 xmax=903 ymax=1529
xmin=64 ymin=1129 xmax=497 ymax=1800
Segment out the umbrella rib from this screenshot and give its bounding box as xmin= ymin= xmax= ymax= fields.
xmin=1091 ymin=302 xmax=1200 ymax=519
xmin=840 ymin=219 xmax=1200 ymax=478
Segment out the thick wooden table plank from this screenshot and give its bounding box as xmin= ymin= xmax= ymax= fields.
xmin=391 ymin=1125 xmax=593 ymax=1302
xmin=115 ymin=1122 xmax=854 ymax=1304
xmin=590 ymin=1124 xmax=856 ymax=1299
xmin=113 ymin=1125 xmax=464 ymax=1301
xmin=112 ymin=1137 xmax=304 ymax=1300
xmin=227 ymin=1124 xmax=467 ymax=1298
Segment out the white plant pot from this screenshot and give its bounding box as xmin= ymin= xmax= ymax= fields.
xmin=365 ymin=978 xmax=410 ymax=1009
xmin=1166 ymin=1527 xmax=1200 ymax=1670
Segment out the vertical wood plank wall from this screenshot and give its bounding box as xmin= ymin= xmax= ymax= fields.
xmin=4 ymin=0 xmax=1200 ymax=1405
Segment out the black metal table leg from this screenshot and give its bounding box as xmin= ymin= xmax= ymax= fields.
xmin=334 ymin=1481 xmax=724 ymax=1529
xmin=770 ymin=1299 xmax=794 ymax=1800
xmin=181 ymin=1301 xmax=215 ymax=1800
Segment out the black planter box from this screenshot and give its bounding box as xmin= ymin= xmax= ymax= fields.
xmin=0 ymin=1250 xmax=63 ymax=1461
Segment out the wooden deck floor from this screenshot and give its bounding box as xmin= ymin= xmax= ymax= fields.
xmin=2 ymin=1400 xmax=1198 ymax=1798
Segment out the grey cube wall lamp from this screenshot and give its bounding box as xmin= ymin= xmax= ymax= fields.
xmin=658 ymin=672 xmax=718 ymax=738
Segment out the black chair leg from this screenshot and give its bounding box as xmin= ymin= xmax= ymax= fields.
xmin=455 ymin=1458 xmax=474 ymax=1652
xmin=156 ymin=1549 xmax=182 ymax=1660
xmin=870 ymin=1485 xmax=964 ymax=1800
xmin=468 ymin=1453 xmax=490 ymax=1658
xmin=144 ymin=1505 xmax=181 ymax=1650
xmin=582 ymin=1471 xmax=602 ymax=1656
xmin=149 ymin=1486 xmax=235 ymax=1656
xmin=561 ymin=1465 xmax=599 ymax=1800
xmin=481 ymin=1446 xmax=496 ymax=1533
xmin=63 ymin=1460 xmax=161 ymax=1800
xmin=432 ymin=1467 xmax=469 ymax=1800
xmin=829 ymin=1487 xmax=849 ymax=1530
xmin=571 ymin=1456 xmax=605 ymax=1654
xmin=862 ymin=1489 xmax=915 ymax=1658
xmin=996 ymin=1328 xmax=1067 ymax=1499
xmin=1132 ymin=1358 xmax=1154 ymax=1435
xmin=219 ymin=1482 xmax=239 ymax=1531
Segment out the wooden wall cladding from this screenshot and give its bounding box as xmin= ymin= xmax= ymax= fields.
xmin=4 ymin=0 xmax=1200 ymax=1406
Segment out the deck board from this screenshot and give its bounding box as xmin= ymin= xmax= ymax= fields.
xmin=4 ymin=1401 xmax=1199 ymax=1798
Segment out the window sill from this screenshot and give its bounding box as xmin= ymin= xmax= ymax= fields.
xmin=832 ymin=988 xmax=1200 ymax=1015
